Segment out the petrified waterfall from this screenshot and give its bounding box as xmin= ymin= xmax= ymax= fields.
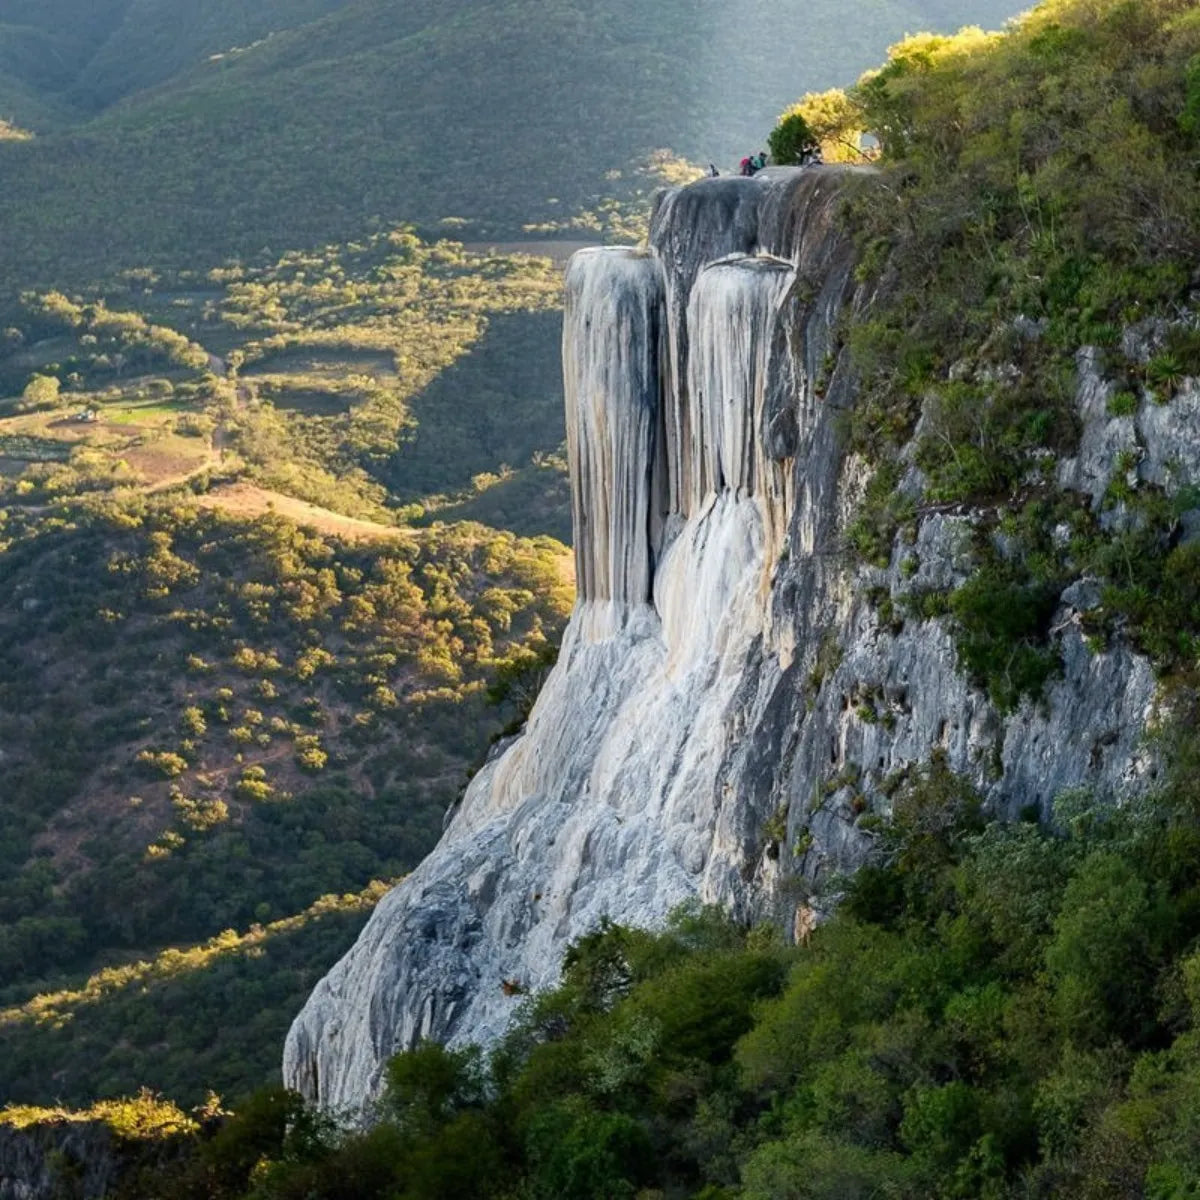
xmin=562 ymin=247 xmax=662 ymax=610
xmin=285 ymin=167 xmax=1160 ymax=1117
xmin=687 ymin=256 xmax=793 ymax=524
xmin=564 ymin=242 xmax=794 ymax=633
xmin=284 ymin=171 xmax=813 ymax=1115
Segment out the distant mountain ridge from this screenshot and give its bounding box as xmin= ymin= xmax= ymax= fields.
xmin=0 ymin=0 xmax=1024 ymax=297
xmin=1 ymin=0 xmax=1022 ymax=121
xmin=0 ymin=0 xmax=350 ymax=110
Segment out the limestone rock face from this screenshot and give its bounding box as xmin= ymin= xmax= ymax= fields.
xmin=0 ymin=1120 xmax=158 ymax=1200
xmin=563 ymin=247 xmax=663 ymax=607
xmin=285 ymin=167 xmax=1186 ymax=1119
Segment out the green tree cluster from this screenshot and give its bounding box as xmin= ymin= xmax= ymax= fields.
xmin=70 ymin=724 xmax=1200 ymax=1198
xmin=773 ymin=0 xmax=1200 ymax=709
xmin=766 ymin=111 xmax=817 ymax=165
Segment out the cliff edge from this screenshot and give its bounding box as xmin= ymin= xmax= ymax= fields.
xmin=284 ymin=165 xmax=1180 ymax=1117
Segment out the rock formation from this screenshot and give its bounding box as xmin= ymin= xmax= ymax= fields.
xmin=0 ymin=1118 xmax=182 ymax=1200
xmin=285 ymin=166 xmax=1177 ymax=1118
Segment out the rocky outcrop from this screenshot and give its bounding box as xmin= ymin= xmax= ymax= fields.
xmin=0 ymin=1119 xmax=181 ymax=1200
xmin=285 ymin=166 xmax=1181 ymax=1119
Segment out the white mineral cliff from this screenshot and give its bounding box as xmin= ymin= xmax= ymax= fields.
xmin=285 ymin=168 xmax=1179 ymax=1117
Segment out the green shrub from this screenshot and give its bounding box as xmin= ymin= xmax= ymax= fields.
xmin=1147 ymin=352 xmax=1186 ymax=396
xmin=767 ymin=110 xmax=817 ymax=165
xmin=1107 ymin=389 xmax=1138 ymax=417
xmin=949 ymin=568 xmax=1061 ymax=712
xmin=136 ymin=749 xmax=189 ymax=779
xmin=20 ymin=374 xmax=61 ymax=411
xmin=1181 ymin=52 xmax=1200 ymax=137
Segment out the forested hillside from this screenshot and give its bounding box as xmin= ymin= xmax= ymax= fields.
xmin=0 ymin=226 xmax=575 ymax=1103
xmin=0 ymin=0 xmax=1033 ymax=1121
xmin=0 ymin=504 xmax=570 ymax=1104
xmin=23 ymin=0 xmax=1200 ymax=1194
xmin=83 ymin=757 xmax=1200 ymax=1200
xmin=0 ymin=0 xmax=1022 ymax=296
xmin=0 ymin=0 xmax=347 ymax=106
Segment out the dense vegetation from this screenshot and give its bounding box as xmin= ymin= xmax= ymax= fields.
xmin=0 ymin=229 xmax=572 ymax=527
xmin=0 ymin=888 xmax=389 ymax=1108
xmin=31 ymin=730 xmax=1200 ymax=1198
xmin=0 ymin=502 xmax=570 ymax=1103
xmin=781 ymin=0 xmax=1200 ymax=711
xmin=0 ymin=0 xmax=1021 ymax=298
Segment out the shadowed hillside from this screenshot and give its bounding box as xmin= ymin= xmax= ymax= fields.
xmin=0 ymin=0 xmax=1024 ymax=297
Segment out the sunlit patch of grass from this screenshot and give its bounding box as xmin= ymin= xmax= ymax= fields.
xmin=0 ymin=883 xmax=394 ymax=1032
xmin=0 ymin=1090 xmax=196 ymax=1139
xmin=0 ymin=119 xmax=33 ymax=143
xmin=103 ymin=402 xmax=187 ymax=425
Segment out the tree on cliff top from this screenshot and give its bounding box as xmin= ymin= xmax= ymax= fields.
xmin=770 ymin=89 xmax=867 ymax=163
xmin=767 ymin=109 xmax=817 ymax=164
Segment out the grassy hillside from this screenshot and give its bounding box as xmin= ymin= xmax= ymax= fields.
xmin=0 ymin=0 xmax=1025 ymax=297
xmin=0 ymin=225 xmax=577 ymax=1105
xmin=0 ymin=505 xmax=571 ymax=1105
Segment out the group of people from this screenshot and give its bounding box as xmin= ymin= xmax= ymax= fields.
xmin=707 ymin=145 xmax=824 ymax=180
xmin=738 ymin=151 xmax=769 ymax=176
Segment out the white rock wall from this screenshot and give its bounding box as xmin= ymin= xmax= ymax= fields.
xmin=563 ymin=247 xmax=663 ymax=608
xmin=285 ymin=167 xmax=1182 ymax=1119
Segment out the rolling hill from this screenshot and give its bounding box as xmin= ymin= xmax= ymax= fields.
xmin=0 ymin=227 xmax=576 ymax=1105
xmin=0 ymin=0 xmax=1026 ymax=298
